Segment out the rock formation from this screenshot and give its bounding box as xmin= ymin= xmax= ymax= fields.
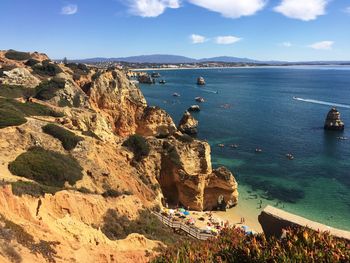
xmin=324 ymin=107 xmax=345 ymax=131
xmin=0 ymin=49 xmax=239 ymax=262
xmin=188 ymin=105 xmax=200 ymax=112
xmin=178 ymin=111 xmax=198 ymax=135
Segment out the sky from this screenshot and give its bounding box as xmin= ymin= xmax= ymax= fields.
xmin=0 ymin=0 xmax=350 ymax=61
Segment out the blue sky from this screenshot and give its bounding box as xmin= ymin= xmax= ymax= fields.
xmin=1 ymin=0 xmax=349 ymax=61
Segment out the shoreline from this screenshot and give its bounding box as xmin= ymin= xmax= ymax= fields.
xmin=131 ymin=65 xmax=350 ymax=71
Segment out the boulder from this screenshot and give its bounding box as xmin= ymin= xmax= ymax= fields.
xmin=324 ymin=107 xmax=344 ymax=131
xmin=178 ymin=111 xmax=198 ymax=135
xmin=136 ymin=106 xmax=177 ymax=137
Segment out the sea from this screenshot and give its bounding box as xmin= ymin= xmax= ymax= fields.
xmin=138 ymin=66 xmax=350 ymax=231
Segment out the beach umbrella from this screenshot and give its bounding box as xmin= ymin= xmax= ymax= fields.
xmin=241 ymin=225 xmax=249 ymax=232
xmin=183 ymin=211 xmax=190 ymax=216
xmin=169 ymin=209 xmax=175 ymax=214
xmin=179 ymin=208 xmax=185 ymax=212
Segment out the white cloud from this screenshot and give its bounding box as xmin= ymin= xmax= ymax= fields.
xmin=188 ymin=0 xmax=267 ymax=18
xmin=345 ymin=6 xmax=350 ymax=14
xmin=127 ymin=0 xmax=181 ymax=17
xmin=309 ymin=41 xmax=334 ymax=50
xmin=61 ymin=4 xmax=78 ymax=15
xmin=282 ymin=42 xmax=292 ymax=47
xmin=190 ymin=34 xmax=207 ymax=44
xmin=215 ymin=36 xmax=242 ymax=45
xmin=274 ymin=0 xmax=329 ymax=21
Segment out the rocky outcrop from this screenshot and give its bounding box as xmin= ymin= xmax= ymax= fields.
xmin=136 ymin=106 xmax=176 ymax=137
xmin=204 ymin=167 xmax=238 ymax=210
xmin=138 ymin=74 xmax=154 ymax=84
xmin=153 ymin=136 xmax=238 ymax=210
xmin=324 ymin=107 xmax=345 ymax=131
xmin=89 ymin=70 xmax=147 ymax=137
xmin=0 ymin=67 xmax=40 ymax=88
xmin=188 ymin=105 xmax=200 ymax=112
xmin=178 ymin=111 xmax=198 ymax=135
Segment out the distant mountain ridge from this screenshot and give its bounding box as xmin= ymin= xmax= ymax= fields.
xmin=72 ymin=55 xmax=350 ymax=65
xmin=74 ymin=54 xmax=262 ymax=64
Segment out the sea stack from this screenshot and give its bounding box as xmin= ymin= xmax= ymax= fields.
xmin=178 ymin=111 xmax=198 ymax=135
xmin=197 ymin=76 xmax=205 ymax=85
xmin=324 ymin=107 xmax=345 ymax=131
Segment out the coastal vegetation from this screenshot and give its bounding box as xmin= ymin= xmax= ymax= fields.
xmin=101 ymin=209 xmax=183 ymax=245
xmin=153 ymin=227 xmax=350 ymax=262
xmin=4 ymin=50 xmax=31 ymax=61
xmin=0 ymin=84 xmax=35 ymax=98
xmin=32 ymin=60 xmax=63 ymax=76
xmin=42 ymin=124 xmax=83 ymax=151
xmin=122 ymin=134 xmax=150 ymax=161
xmin=0 ymin=98 xmax=63 ymax=128
xmin=8 ymin=146 xmax=83 ymax=187
xmin=34 ymin=78 xmax=65 ymax=100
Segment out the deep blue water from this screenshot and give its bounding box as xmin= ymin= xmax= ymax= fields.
xmin=139 ymin=66 xmax=350 ymax=231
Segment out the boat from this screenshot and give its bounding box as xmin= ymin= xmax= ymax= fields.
xmin=286 ymin=153 xmax=294 ymax=160
xmin=255 ymin=148 xmax=262 ymax=153
xmin=197 ymin=77 xmax=205 ymax=85
xmin=195 ymin=97 xmax=205 ymax=103
xmin=159 ymin=79 xmax=166 ymax=84
xmin=173 ymin=93 xmax=180 ymax=97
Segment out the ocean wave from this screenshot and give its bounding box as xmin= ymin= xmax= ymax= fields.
xmin=293 ymin=97 xmax=350 ymax=109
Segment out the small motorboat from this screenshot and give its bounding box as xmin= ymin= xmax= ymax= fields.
xmin=173 ymin=93 xmax=180 ymax=97
xmin=197 ymin=76 xmax=206 ymax=85
xmin=337 ymin=136 xmax=348 ymax=140
xmin=195 ymin=97 xmax=205 ymax=103
xmin=230 ymin=144 xmax=238 ymax=148
xmin=255 ymin=148 xmax=262 ymax=153
xmin=286 ymin=153 xmax=294 ymax=160
xmin=218 ymin=144 xmax=225 ymax=148
xmin=159 ymin=79 xmax=166 ymax=84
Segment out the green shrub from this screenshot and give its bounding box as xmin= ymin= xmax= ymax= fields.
xmin=11 ymin=180 xmax=60 ymax=197
xmin=122 ymin=134 xmax=150 ymax=161
xmin=24 ymin=58 xmax=40 ymax=67
xmin=0 ymin=98 xmax=63 ymax=129
xmin=4 ymin=50 xmax=31 ymax=61
xmin=42 ymin=124 xmax=83 ymax=151
xmin=35 ymin=78 xmax=65 ymax=100
xmin=177 ymin=134 xmax=194 ymax=143
xmin=0 ymin=107 xmax=27 ymax=129
xmin=66 ymin=63 xmax=90 ymax=78
xmin=102 ymin=209 xmax=182 ymax=245
xmin=153 ymin=227 xmax=350 ymax=263
xmin=32 ymin=61 xmax=63 ymax=76
xmin=8 ymin=146 xmax=83 ymax=187
xmin=102 ymin=189 xmax=132 ymax=198
xmin=0 ymin=84 xmax=36 ymax=98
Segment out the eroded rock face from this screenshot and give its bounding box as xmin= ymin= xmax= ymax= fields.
xmin=324 ymin=107 xmax=345 ymax=131
xmin=136 ymin=106 xmax=176 ymax=137
xmin=153 ymin=136 xmax=238 ymax=211
xmin=89 ymin=70 xmax=147 ymax=137
xmin=178 ymin=111 xmax=198 ymax=135
xmin=0 ymin=67 xmax=40 ymax=88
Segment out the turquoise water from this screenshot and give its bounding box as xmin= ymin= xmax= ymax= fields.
xmin=139 ymin=66 xmax=350 ymax=231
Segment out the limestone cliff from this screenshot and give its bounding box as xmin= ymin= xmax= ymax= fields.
xmin=0 ymin=49 xmax=239 ymax=263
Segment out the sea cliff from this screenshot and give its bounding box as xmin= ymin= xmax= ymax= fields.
xmin=0 ymin=50 xmax=238 ymax=262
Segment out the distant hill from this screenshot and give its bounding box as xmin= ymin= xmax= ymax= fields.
xmin=72 ymin=55 xmax=350 ymax=65
xmin=75 ymin=54 xmax=264 ymax=64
